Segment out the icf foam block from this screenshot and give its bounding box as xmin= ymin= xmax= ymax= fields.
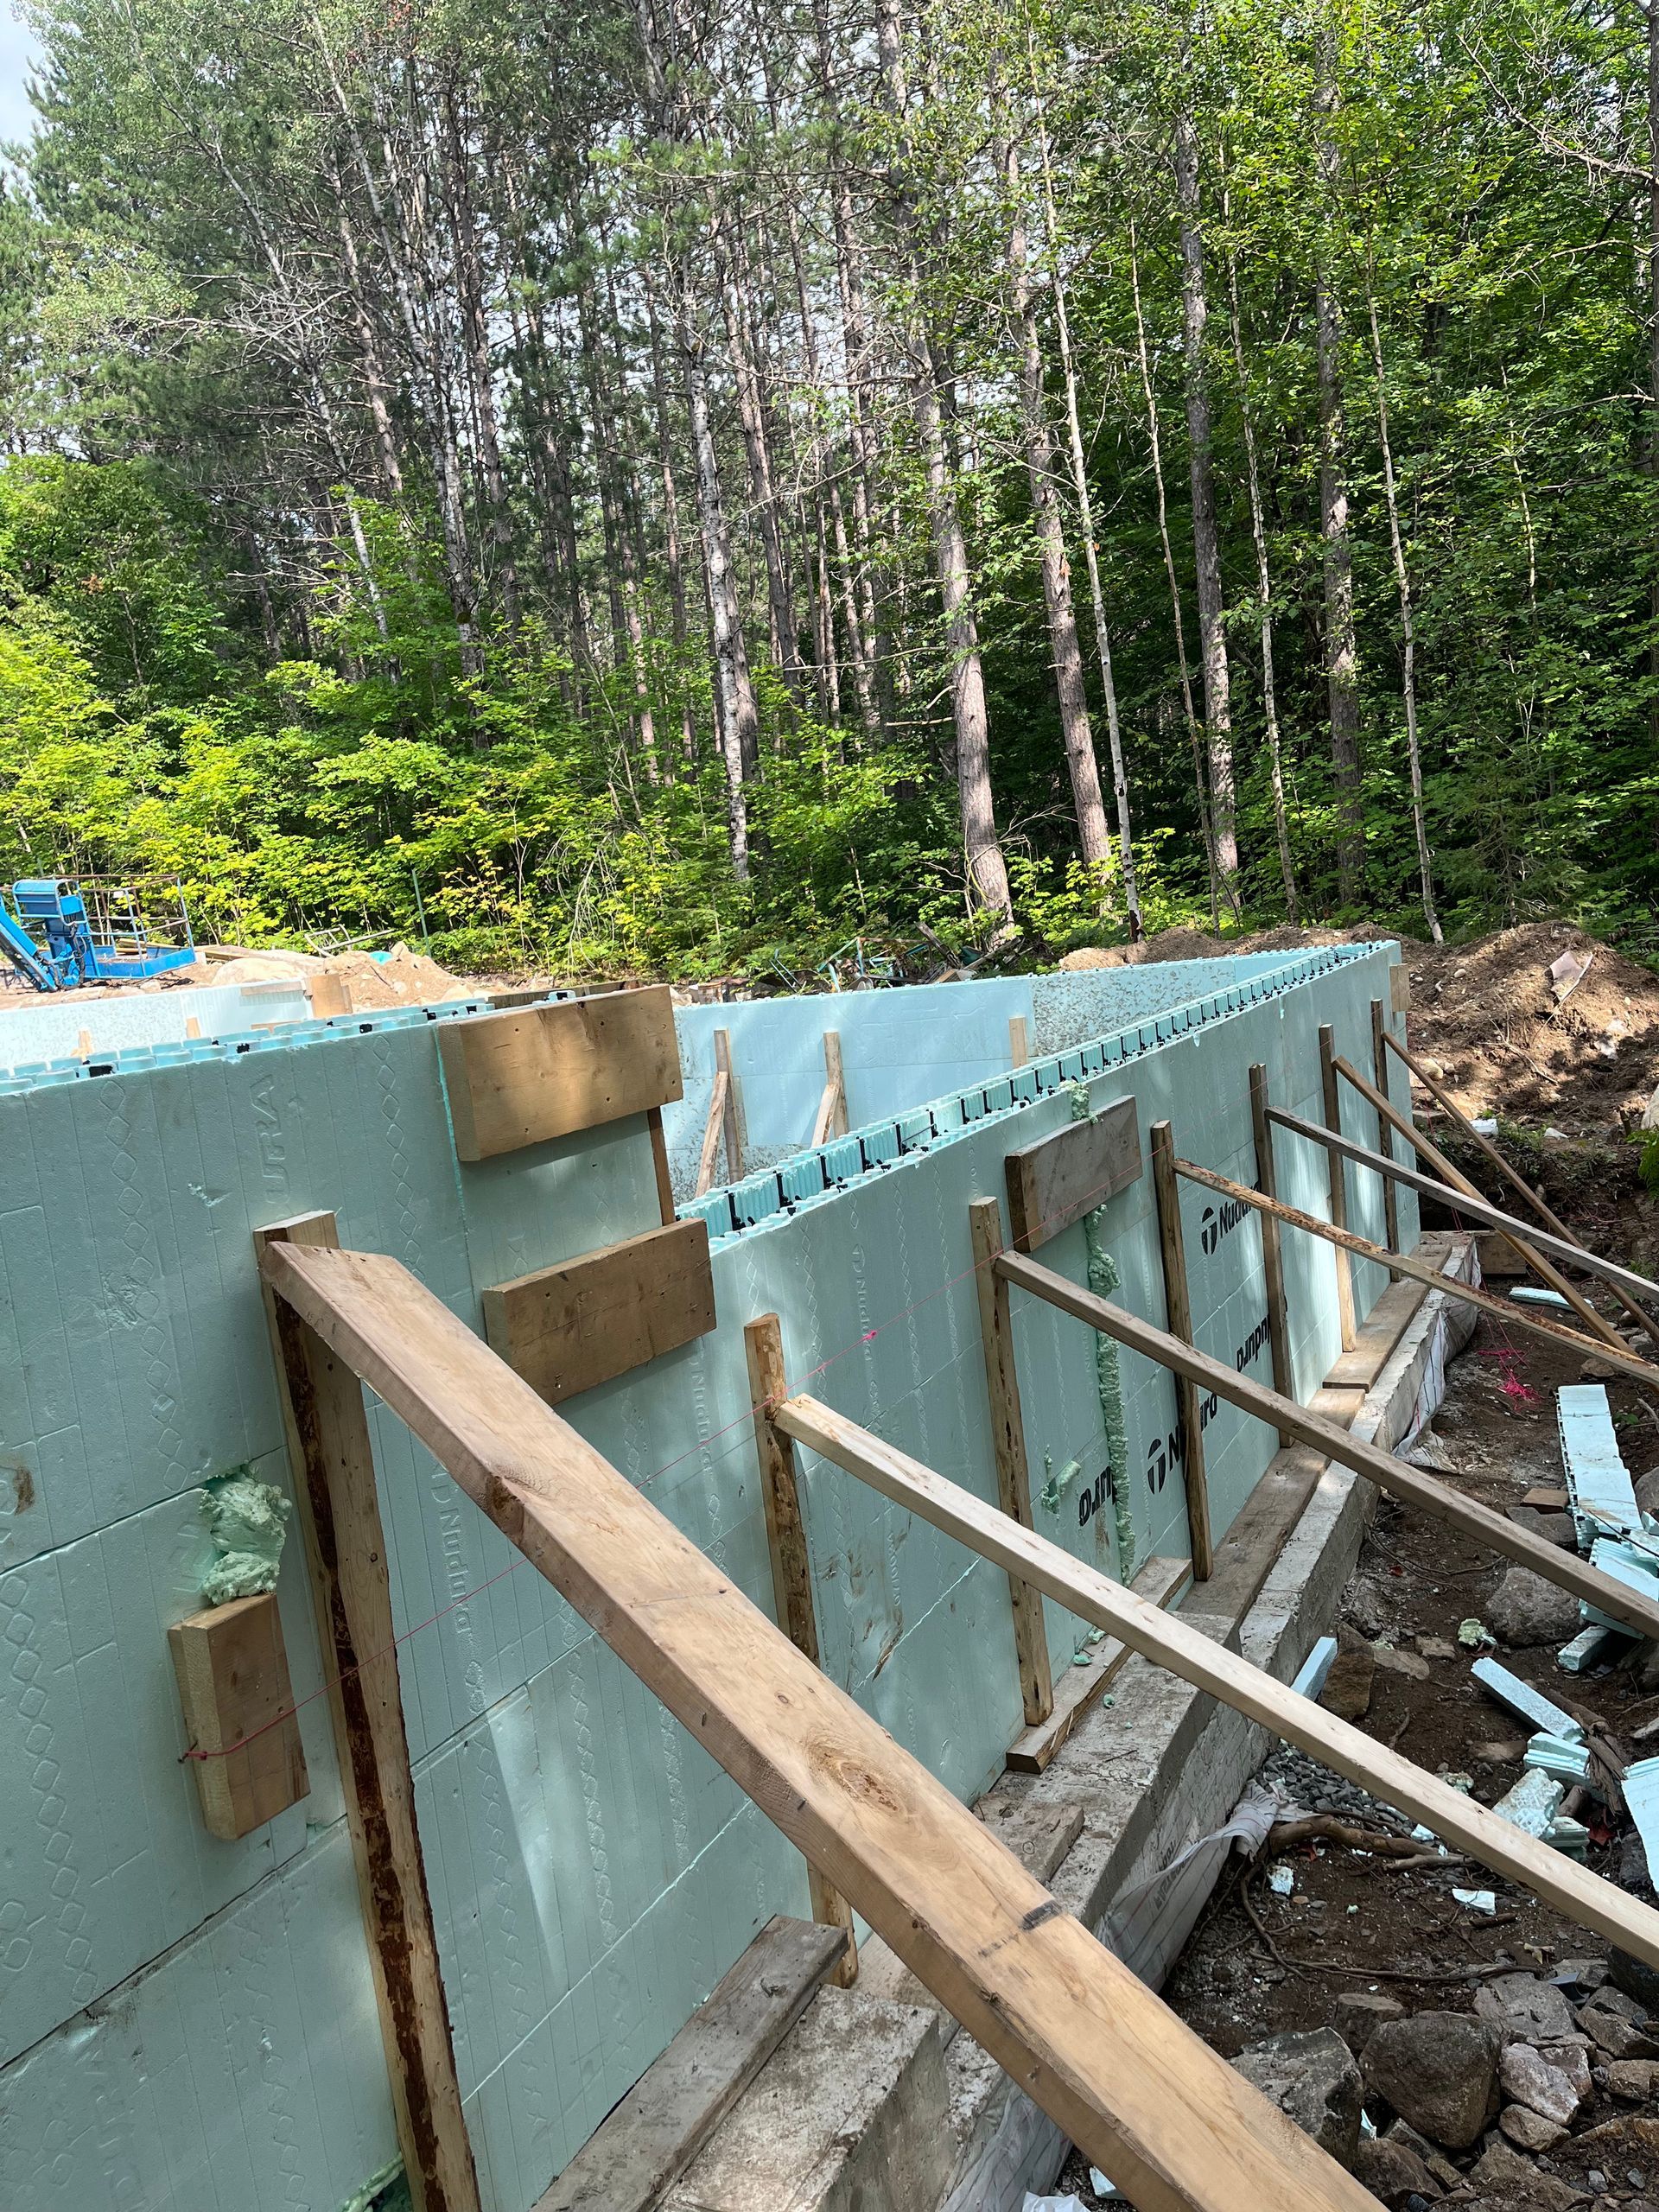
xmin=0 ymin=1826 xmax=398 ymax=2212
xmin=0 ymin=1465 xmax=342 ymax=2061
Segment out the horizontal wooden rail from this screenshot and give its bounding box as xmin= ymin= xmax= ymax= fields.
xmin=993 ymin=1247 xmax=1659 ymax=1643
xmin=775 ymin=1393 xmax=1659 ymax=1973
xmin=1267 ymin=1104 xmax=1659 ymax=1308
xmin=1171 ymin=1153 xmax=1659 ymax=1392
xmin=257 ymin=1239 xmax=1377 ymax=2212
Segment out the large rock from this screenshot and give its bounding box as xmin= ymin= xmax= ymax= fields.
xmin=1475 ymin=1973 xmax=1577 ymax=2047
xmin=1485 ymin=1567 xmax=1584 ymax=1647
xmin=1363 ymin=2012 xmax=1500 ymax=2150
xmin=1506 ymin=1505 xmax=1578 ymax=1549
xmin=1578 ymin=1998 xmax=1659 ymax=2060
xmin=1537 ymin=2040 xmax=1593 ymax=2106
xmin=1498 ymin=2042 xmax=1580 ymax=2126
xmin=1353 ymin=2134 xmax=1442 ymax=2206
xmin=1234 ymin=2028 xmax=1363 ymax=2168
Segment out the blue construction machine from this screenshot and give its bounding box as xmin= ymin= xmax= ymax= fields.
xmin=0 ymin=877 xmax=197 ymax=991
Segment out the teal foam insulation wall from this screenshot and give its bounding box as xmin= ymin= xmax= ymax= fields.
xmin=664 ymin=950 xmax=1331 ymax=1195
xmin=0 ymin=945 xmax=1411 ymax=2210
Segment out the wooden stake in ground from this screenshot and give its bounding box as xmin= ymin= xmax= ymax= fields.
xmin=1249 ymin=1065 xmax=1295 ymax=1436
xmin=994 ymin=1244 xmax=1659 ymax=1643
xmin=262 ymin=1236 xmax=1385 ymax=2212
xmin=254 ymin=1214 xmax=480 ymax=2212
xmin=810 ymin=1028 xmax=849 ymax=1147
xmin=742 ymin=1314 xmax=858 ymax=1983
xmin=968 ymin=1199 xmax=1057 ymax=1719
xmin=1370 ymin=997 xmax=1400 ymax=1250
xmin=1150 ymin=1123 xmax=1213 ymax=1580
xmin=1319 ymin=1025 xmax=1357 ymax=1350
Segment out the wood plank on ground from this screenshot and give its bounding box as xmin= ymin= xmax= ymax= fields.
xmin=776 ymin=1391 xmax=1659 ymax=1975
xmin=260 ymin=1236 xmax=1383 ymax=2212
xmin=1007 ymin=1555 xmax=1191 ymax=1772
xmin=534 ymin=1916 xmax=848 ymax=2212
xmin=168 ymin=1591 xmax=308 ymax=1840
xmin=1005 ymin=1094 xmax=1141 ymax=1253
xmin=482 ymin=1219 xmax=715 ymax=1404
xmin=438 ymin=985 xmax=682 ymax=1160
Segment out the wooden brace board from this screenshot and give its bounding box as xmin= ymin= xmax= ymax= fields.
xmin=438 ymin=985 xmax=682 ymax=1160
xmin=483 ymin=1219 xmax=716 ymax=1404
xmin=776 ymin=1391 xmax=1659 ymax=1975
xmin=259 ymin=1236 xmax=1383 ymax=2212
xmin=168 ymin=1591 xmax=308 ymax=1840
xmin=995 ymin=1247 xmax=1659 ymax=1645
xmin=1005 ymin=1094 xmax=1141 ymax=1251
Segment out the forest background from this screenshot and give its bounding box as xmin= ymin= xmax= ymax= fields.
xmin=0 ymin=0 xmax=1654 ymax=982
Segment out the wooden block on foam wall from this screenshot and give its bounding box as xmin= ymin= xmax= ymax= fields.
xmin=1005 ymin=1095 xmax=1141 ymax=1251
xmin=438 ymin=984 xmax=683 ymax=1160
xmin=1390 ymin=963 xmax=1412 ymax=1012
xmin=168 ymin=1592 xmax=308 ymax=1840
xmin=483 ymin=1218 xmax=716 ymax=1403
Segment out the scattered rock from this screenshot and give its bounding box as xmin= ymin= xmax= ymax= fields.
xmin=1579 ymin=2000 xmax=1659 ymax=2060
xmin=1321 ymin=1648 xmax=1376 ymax=1722
xmin=1486 ymin=1567 xmax=1586 ymax=1647
xmin=1599 ymin=2058 xmax=1659 ymax=2101
xmin=1576 ymin=2115 xmax=1659 ymax=2166
xmin=1344 ymin=1579 xmax=1391 ymax=1639
xmin=1538 ymin=2040 xmax=1594 ymax=2105
xmin=1506 ymin=1504 xmax=1579 ymax=1549
xmin=1355 ymin=2134 xmax=1444 ymax=2206
xmin=1476 ymin=1973 xmax=1579 ymax=2046
xmin=1363 ymin=2012 xmax=1500 ymax=2151
xmin=1498 ymin=2042 xmax=1580 ymax=2127
xmin=1385 ymin=2120 xmax=1464 ymax=2191
xmin=1500 ymin=2103 xmax=1568 ymax=2152
xmin=1472 ymin=1737 xmax=1528 ymax=1764
xmin=1636 ymin=1465 xmax=1659 ymax=1521
xmin=1418 ymin=1636 xmax=1459 ymax=1661
xmin=1332 ymin=1990 xmax=1407 ymax=2055
xmin=1234 ymin=2028 xmax=1363 ymax=2168
xmin=1374 ymin=1642 xmax=1432 ymax=1681
xmin=1465 ymin=2139 xmax=1589 ymax=2209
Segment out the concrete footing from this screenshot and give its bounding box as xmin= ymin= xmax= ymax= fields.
xmin=673 ymin=1241 xmax=1478 ymax=2212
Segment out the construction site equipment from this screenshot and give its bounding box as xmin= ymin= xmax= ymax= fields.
xmin=0 ymin=875 xmax=195 ymax=992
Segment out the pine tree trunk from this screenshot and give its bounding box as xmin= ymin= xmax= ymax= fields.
xmin=1173 ymin=110 xmax=1239 ymax=912
xmin=1366 ymin=279 xmax=1440 ymax=941
xmin=1130 ymin=224 xmax=1218 ymax=922
xmin=877 ymin=0 xmax=1011 ymax=924
xmin=1030 ymin=99 xmax=1141 ymax=934
xmin=1316 ymin=15 xmax=1364 ymax=901
xmin=1224 ymin=226 xmax=1300 ymax=922
xmin=1001 ymin=124 xmax=1109 ymax=868
xmin=440 ymin=79 xmax=519 ymax=633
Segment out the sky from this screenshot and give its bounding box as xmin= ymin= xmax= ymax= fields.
xmin=0 ymin=8 xmax=39 ymax=146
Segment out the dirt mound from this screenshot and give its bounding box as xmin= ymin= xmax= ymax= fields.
xmin=1402 ymin=923 xmax=1659 ymax=1133
xmin=196 ymin=941 xmax=471 ymax=1011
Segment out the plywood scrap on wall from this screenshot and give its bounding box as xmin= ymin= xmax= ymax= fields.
xmin=1005 ymin=1094 xmax=1141 ymax=1251
xmin=483 ymin=1218 xmax=716 ymax=1403
xmin=438 ymin=984 xmax=682 ymax=1160
xmin=168 ymin=1591 xmax=308 ymax=1840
